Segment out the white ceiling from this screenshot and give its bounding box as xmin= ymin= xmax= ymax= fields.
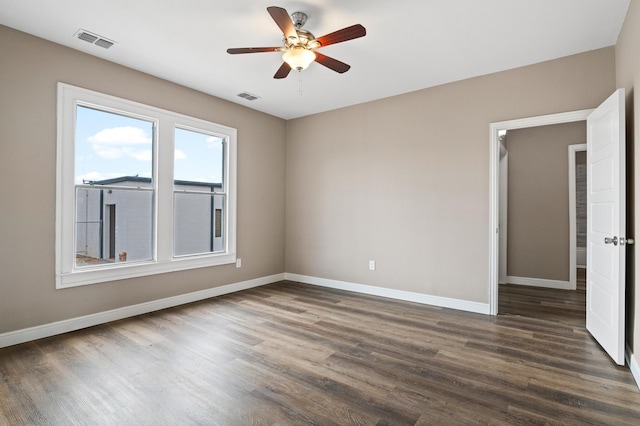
xmin=0 ymin=0 xmax=630 ymax=119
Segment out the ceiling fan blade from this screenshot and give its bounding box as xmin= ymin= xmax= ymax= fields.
xmin=314 ymin=52 xmax=351 ymax=73
xmin=227 ymin=47 xmax=282 ymax=54
xmin=267 ymin=6 xmax=298 ymax=41
xmin=316 ymin=24 xmax=366 ymax=47
xmin=274 ymin=62 xmax=292 ymax=79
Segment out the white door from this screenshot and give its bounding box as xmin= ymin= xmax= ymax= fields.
xmin=586 ymin=88 xmax=626 ymax=365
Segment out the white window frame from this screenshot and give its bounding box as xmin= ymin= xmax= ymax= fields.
xmin=56 ymin=83 xmax=237 ymax=288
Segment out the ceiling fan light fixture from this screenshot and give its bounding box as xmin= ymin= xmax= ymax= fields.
xmin=282 ymin=47 xmax=316 ymax=71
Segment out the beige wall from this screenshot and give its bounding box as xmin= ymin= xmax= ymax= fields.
xmin=0 ymin=25 xmax=286 ymax=334
xmin=505 ymin=122 xmax=586 ymax=281
xmin=616 ymin=0 xmax=640 ymax=365
xmin=286 ymin=47 xmax=615 ymax=304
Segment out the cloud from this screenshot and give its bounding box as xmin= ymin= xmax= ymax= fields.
xmin=88 ymin=126 xmax=151 ymax=145
xmin=93 ymin=146 xmax=125 ymax=159
xmin=91 ymin=146 xmax=152 ymax=161
xmin=87 ymin=126 xmax=152 ymax=161
xmin=174 ymin=149 xmax=187 ymax=160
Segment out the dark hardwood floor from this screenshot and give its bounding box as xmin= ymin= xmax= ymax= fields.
xmin=499 ymin=268 xmax=587 ymax=327
xmin=1 ymin=279 xmax=639 ymax=425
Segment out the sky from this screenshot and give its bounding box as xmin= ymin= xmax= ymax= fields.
xmin=75 ymin=105 xmax=224 ymax=185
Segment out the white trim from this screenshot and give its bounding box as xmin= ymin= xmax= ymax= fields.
xmin=568 ymin=143 xmax=587 ymax=290
xmin=506 ymin=276 xmax=574 ymax=290
xmin=57 ymin=255 xmax=238 ymax=288
xmin=286 ymin=273 xmax=490 ymax=315
xmin=0 ymin=274 xmax=284 ymax=349
xmin=489 ymin=109 xmax=593 ymax=315
xmin=490 ymin=109 xmax=594 ymax=131
xmin=499 ymin=145 xmax=508 ymax=284
xmin=626 ymin=344 xmax=640 ymax=391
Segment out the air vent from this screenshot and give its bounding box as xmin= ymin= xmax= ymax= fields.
xmin=75 ymin=29 xmax=115 ymax=49
xmin=237 ymin=92 xmax=260 ymax=101
xmin=94 ymin=38 xmax=114 ymax=49
xmin=77 ymin=32 xmax=98 ymax=43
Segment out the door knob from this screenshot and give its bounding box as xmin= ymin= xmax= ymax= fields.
xmin=604 ymin=236 xmax=618 ymax=246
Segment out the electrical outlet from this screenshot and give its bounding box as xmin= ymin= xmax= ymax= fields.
xmin=369 ymin=260 xmax=376 ymax=271
xmin=236 ymin=258 xmax=242 ymax=268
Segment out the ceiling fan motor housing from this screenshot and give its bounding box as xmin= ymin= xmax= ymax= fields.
xmin=284 ymin=28 xmax=319 ymax=50
xmin=291 ymin=11 xmax=308 ymax=29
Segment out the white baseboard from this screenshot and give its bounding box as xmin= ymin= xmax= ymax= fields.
xmin=0 ymin=273 xmax=285 ymax=349
xmin=627 ymin=344 xmax=640 ymax=391
xmin=507 ymin=275 xmax=575 ymax=290
xmin=285 ymin=273 xmax=490 ymax=315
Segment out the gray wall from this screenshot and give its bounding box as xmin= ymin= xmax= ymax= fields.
xmin=0 ymin=25 xmax=286 ymax=334
xmin=505 ymin=122 xmax=586 ymax=282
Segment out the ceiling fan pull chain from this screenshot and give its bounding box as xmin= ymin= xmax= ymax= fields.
xmin=298 ymin=72 xmax=303 ymax=96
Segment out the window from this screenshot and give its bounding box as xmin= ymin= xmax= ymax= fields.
xmin=56 ymin=83 xmax=237 ymax=288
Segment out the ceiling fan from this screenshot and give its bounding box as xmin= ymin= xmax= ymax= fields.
xmin=227 ymin=6 xmax=366 ymax=79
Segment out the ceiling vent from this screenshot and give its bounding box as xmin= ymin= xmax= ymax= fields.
xmin=75 ymin=29 xmax=115 ymax=49
xmin=237 ymin=92 xmax=260 ymax=101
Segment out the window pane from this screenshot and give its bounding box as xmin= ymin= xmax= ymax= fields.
xmin=173 ymin=127 xmax=225 ymax=257
xmin=174 ymin=192 xmax=225 ymax=256
xmin=75 ymin=105 xmax=153 ymax=187
xmin=75 ymin=187 xmax=153 ymax=267
xmin=174 ymin=127 xmax=224 ymax=188
xmin=75 ymin=105 xmax=155 ymax=267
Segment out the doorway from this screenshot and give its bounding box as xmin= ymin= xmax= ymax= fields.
xmin=490 ymin=90 xmax=627 ymax=365
xmin=489 ymin=109 xmax=593 ymax=316
xmin=569 ymin=145 xmax=587 ymax=274
xmin=498 ymin=139 xmax=587 ymax=326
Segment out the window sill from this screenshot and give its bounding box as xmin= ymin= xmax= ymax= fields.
xmin=56 ymin=253 xmax=236 ymax=289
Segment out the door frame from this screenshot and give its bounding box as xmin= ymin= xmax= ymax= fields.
xmin=499 ymin=140 xmax=508 ymax=284
xmin=489 ymin=109 xmax=593 ymax=315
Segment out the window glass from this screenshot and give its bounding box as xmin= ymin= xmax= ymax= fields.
xmin=173 ymin=127 xmax=225 ymax=256
xmin=74 ymin=106 xmax=154 ymax=267
xmin=173 ymin=127 xmax=224 ymax=184
xmin=75 ymin=106 xmax=153 ymax=186
xmin=75 ymin=187 xmax=153 ymax=266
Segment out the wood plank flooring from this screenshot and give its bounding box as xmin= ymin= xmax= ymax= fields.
xmin=499 ymin=269 xmax=587 ymax=327
xmin=1 ymin=280 xmax=639 ymax=425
